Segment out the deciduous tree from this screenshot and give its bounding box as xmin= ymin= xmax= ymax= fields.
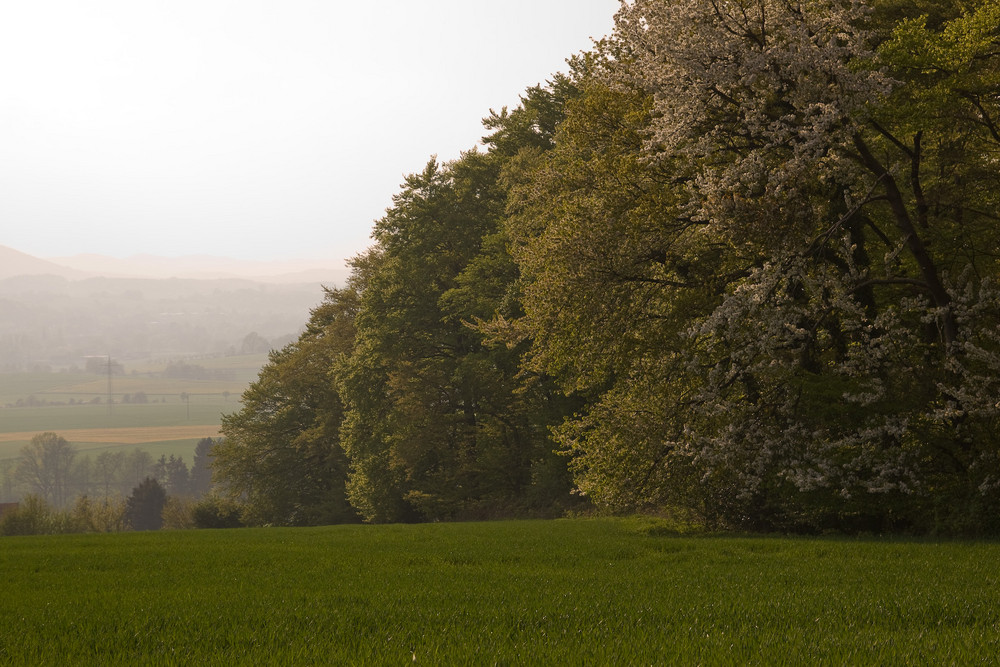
xmin=339 ymin=142 xmax=581 ymax=522
xmin=16 ymin=432 xmax=76 ymax=507
xmin=216 ymin=287 xmax=360 ymax=526
xmin=506 ymin=0 xmax=1000 ymax=532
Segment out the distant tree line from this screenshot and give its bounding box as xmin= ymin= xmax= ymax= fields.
xmin=163 ymin=361 xmax=236 ymax=381
xmin=0 ymin=433 xmax=240 ymax=535
xmin=85 ymin=357 xmax=125 ymax=376
xmin=2 ymin=393 xmax=155 ymax=409
xmin=210 ymin=0 xmax=1000 ymax=534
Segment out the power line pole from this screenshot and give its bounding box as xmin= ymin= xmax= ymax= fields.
xmin=107 ymin=354 xmax=114 ymax=424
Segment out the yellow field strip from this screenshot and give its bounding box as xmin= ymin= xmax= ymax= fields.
xmin=0 ymin=425 xmax=222 ymax=444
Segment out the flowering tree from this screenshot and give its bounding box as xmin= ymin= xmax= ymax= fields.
xmin=507 ymin=0 xmax=1000 ymax=532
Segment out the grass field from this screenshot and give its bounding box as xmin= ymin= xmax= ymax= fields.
xmin=0 ymin=357 xmax=261 ymax=462
xmin=0 ymin=518 xmax=996 ymax=664
xmin=0 ymin=403 xmax=228 ymax=462
xmin=0 ymin=399 xmax=230 ymax=432
xmin=0 ymin=428 xmax=222 ymax=464
xmin=0 ymin=354 xmax=266 ymax=406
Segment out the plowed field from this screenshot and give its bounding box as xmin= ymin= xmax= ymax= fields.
xmin=0 ymin=425 xmax=222 ymax=444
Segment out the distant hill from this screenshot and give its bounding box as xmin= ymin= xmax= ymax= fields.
xmin=0 ymin=245 xmax=352 ymax=284
xmin=0 ymin=245 xmax=353 ymax=370
xmin=0 ymin=245 xmax=88 ymax=280
xmin=0 ymin=273 xmax=330 ymax=369
xmin=46 ymin=252 xmax=351 ymax=284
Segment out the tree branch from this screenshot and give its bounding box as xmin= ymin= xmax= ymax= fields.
xmin=959 ymin=90 xmax=1000 ymax=144
xmin=911 ymin=131 xmax=929 ymax=229
xmin=851 ymin=277 xmax=929 ymax=292
xmin=869 ymin=120 xmax=914 ymax=158
xmin=852 ymin=133 xmax=957 ymax=345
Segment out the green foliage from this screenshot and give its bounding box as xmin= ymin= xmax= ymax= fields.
xmin=499 ymin=74 xmax=724 ymax=518
xmin=190 ymin=494 xmax=244 ymax=529
xmin=0 ymin=520 xmax=997 ymax=662
xmin=490 ymin=0 xmax=1000 ymax=534
xmin=70 ymin=494 xmax=128 ymax=533
xmin=125 ymin=477 xmax=166 ymax=531
xmin=0 ymin=493 xmax=124 ymax=536
xmin=162 ymin=496 xmax=196 ymax=530
xmin=189 ymin=437 xmax=216 ymax=497
xmin=0 ymin=495 xmax=76 ymax=536
xmin=216 ymin=288 xmax=360 ymax=526
xmin=481 ymin=74 xmax=579 ymax=157
xmin=198 ymin=1 xmax=1000 ymax=535
xmin=338 ymin=147 xmax=580 ymax=522
xmin=15 ymin=432 xmax=76 ymax=507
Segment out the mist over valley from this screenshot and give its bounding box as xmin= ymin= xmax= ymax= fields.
xmin=0 ymin=244 xmax=348 ymax=369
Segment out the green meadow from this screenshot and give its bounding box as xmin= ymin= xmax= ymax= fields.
xmin=0 ymin=399 xmax=226 ymax=433
xmin=0 ymin=518 xmax=996 ymax=664
xmin=0 ymin=356 xmax=263 ymax=461
xmin=0 ymin=398 xmax=226 ymax=463
xmin=0 ymin=355 xmax=264 ymax=409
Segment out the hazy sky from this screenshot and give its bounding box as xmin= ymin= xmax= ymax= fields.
xmin=0 ymin=0 xmax=620 ymax=263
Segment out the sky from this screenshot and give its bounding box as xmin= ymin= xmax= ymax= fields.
xmin=0 ymin=0 xmax=620 ymax=264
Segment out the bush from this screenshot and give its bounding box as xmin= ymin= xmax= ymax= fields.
xmin=0 ymin=495 xmax=75 ymax=536
xmin=71 ymin=495 xmax=128 ymax=533
xmin=162 ymin=496 xmax=195 ymax=529
xmin=191 ymin=495 xmax=244 ymax=528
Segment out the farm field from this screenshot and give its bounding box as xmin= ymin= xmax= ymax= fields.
xmin=0 ymin=428 xmax=222 ymax=464
xmin=0 ymin=401 xmax=229 ymax=462
xmin=0 ymin=355 xmax=263 ymax=461
xmin=0 ymin=353 xmax=266 ymax=402
xmin=0 ymin=518 xmax=996 ymax=664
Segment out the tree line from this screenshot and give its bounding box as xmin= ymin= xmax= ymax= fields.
xmin=0 ymin=433 xmax=240 ymax=535
xmin=214 ymin=0 xmax=1000 ymax=534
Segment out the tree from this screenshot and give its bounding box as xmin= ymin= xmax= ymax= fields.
xmin=240 ymin=331 xmax=271 ymax=355
xmin=165 ymin=456 xmax=190 ymax=497
xmin=338 ymin=145 xmax=581 ymax=522
xmin=216 ymin=287 xmax=361 ymax=526
xmin=481 ymin=74 xmax=580 ymax=157
xmin=152 ymin=454 xmax=191 ymax=496
xmin=209 ymin=80 xmax=588 ymax=525
xmin=16 ymin=433 xmax=76 ymax=507
xmin=71 ymin=494 xmax=127 ymax=533
xmin=126 ymin=477 xmax=166 ymax=531
xmin=94 ymin=451 xmax=125 ymax=498
xmin=503 ymin=0 xmax=1000 ymax=532
xmin=189 ymin=437 xmax=217 ymax=497
xmin=0 ymin=495 xmax=70 ymax=536
xmin=162 ymin=496 xmax=195 ymax=529
xmin=498 ymin=65 xmax=715 ymax=516
xmin=125 ymin=449 xmax=153 ymax=489
xmin=191 ymin=494 xmax=244 ymax=529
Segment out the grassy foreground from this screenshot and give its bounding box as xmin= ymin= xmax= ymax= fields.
xmin=0 ymin=519 xmax=996 ymax=665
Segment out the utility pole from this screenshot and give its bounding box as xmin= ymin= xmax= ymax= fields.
xmin=86 ymin=354 xmax=115 ymax=426
xmin=106 ymin=354 xmax=114 ymax=421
